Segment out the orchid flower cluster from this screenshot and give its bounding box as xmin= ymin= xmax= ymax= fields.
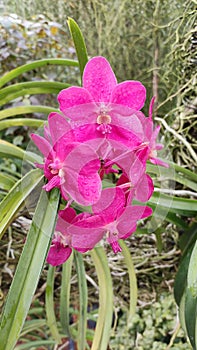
xmin=31 ymin=56 xmax=167 ymax=266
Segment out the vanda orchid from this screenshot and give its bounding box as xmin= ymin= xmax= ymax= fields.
xmin=31 ymin=55 xmax=167 ymax=266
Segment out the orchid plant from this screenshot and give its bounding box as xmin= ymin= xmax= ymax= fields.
xmin=0 ymin=18 xmax=197 ymax=350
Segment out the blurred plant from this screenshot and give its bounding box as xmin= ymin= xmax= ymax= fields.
xmin=0 ymin=16 xmax=196 ymax=350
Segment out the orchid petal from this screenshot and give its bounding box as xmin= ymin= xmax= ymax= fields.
xmin=48 ymin=112 xmax=72 ymax=144
xmin=56 ymin=207 xmax=76 ymax=235
xmin=58 ymin=87 xmax=94 ymax=118
xmin=148 ymin=96 xmax=156 ymax=119
xmin=62 ymin=144 xmax=102 ymax=205
xmin=43 ymin=175 xmax=60 ymax=191
xmin=92 ymin=187 xmax=125 ymax=222
xmin=150 ymin=157 xmax=169 ymax=168
xmin=69 ymin=226 xmax=104 ymax=252
xmin=83 ymin=56 xmax=117 ymax=102
xmin=135 ymin=174 xmax=154 ymax=202
xmin=117 ymin=205 xmax=152 ymax=238
xmin=31 ymin=133 xmax=51 ymax=158
xmin=47 ymin=243 xmax=72 ymax=266
xmin=111 ymin=81 xmax=146 ymax=110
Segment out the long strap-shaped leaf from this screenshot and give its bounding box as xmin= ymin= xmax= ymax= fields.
xmin=0 ymin=118 xmax=44 ymax=131
xmin=184 ymin=238 xmax=197 ymax=349
xmin=0 ymin=105 xmax=59 ymax=120
xmin=46 ymin=265 xmax=62 ymax=344
xmin=147 ymin=162 xmax=197 ymax=192
xmin=0 ymin=139 xmax=42 ymax=163
xmin=148 ymin=192 xmax=197 ymax=216
xmin=0 ymin=85 xmax=69 ymax=107
xmin=119 ymin=240 xmax=137 ymax=323
xmin=60 ymin=253 xmax=73 ymax=336
xmin=0 ymin=188 xmax=60 ymax=350
xmin=67 ymin=18 xmax=88 ymax=80
xmin=0 ymin=168 xmax=43 ymax=239
xmin=74 ymin=251 xmax=88 ymax=350
xmin=90 ymin=246 xmax=113 ymax=350
xmin=0 ymin=58 xmax=78 ymax=88
xmin=0 ymin=81 xmax=68 ymax=99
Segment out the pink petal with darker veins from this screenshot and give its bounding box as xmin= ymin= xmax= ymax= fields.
xmin=64 ymin=169 xmax=101 ymax=205
xmin=117 ymin=205 xmax=153 ymax=239
xmin=58 ymin=87 xmax=94 ymax=117
xmin=135 ymin=173 xmax=154 ymax=202
xmin=48 ymin=112 xmax=72 ymax=145
xmin=47 ymin=243 xmax=72 ymax=266
xmin=83 ymin=56 xmax=117 ymax=102
xmin=62 ymin=144 xmax=102 ymax=205
xmin=69 ymin=225 xmax=104 ymax=252
xmin=111 ymin=81 xmax=146 ymax=110
xmin=78 ymin=171 xmax=102 ymax=205
xmin=56 ymin=207 xmax=76 ymax=234
xmin=92 ymin=187 xmax=126 ymax=223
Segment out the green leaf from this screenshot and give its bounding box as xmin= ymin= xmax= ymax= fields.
xmin=0 ymin=118 xmax=44 ymax=131
xmin=91 ymin=246 xmax=113 ymax=350
xmin=0 ymin=139 xmax=42 ymax=164
xmin=0 ymin=58 xmax=78 ymax=88
xmin=148 ymin=192 xmax=197 ymax=216
xmin=0 ymin=81 xmax=68 ymax=99
xmin=0 ymin=172 xmax=16 ymax=191
xmin=187 ymin=238 xmax=197 ymax=299
xmin=74 ymin=251 xmax=88 ymax=350
xmin=119 ymin=240 xmax=137 ymax=323
xmin=20 ymin=319 xmax=46 ymax=337
xmin=0 ymin=169 xmax=43 ymax=239
xmin=67 ymin=17 xmax=88 ymax=80
xmin=14 ymin=340 xmax=56 ymax=350
xmin=0 ymin=188 xmax=60 ymax=350
xmin=0 ymin=82 xmax=69 ymax=106
xmin=46 ymin=265 xmax=62 ymax=344
xmin=184 ymin=289 xmax=197 ymax=349
xmin=60 ymin=254 xmax=73 ymax=336
xmin=174 ymin=243 xmax=195 ymax=306
xmin=0 ymin=105 xmax=59 ymax=120
xmin=147 ymin=162 xmax=197 ymax=192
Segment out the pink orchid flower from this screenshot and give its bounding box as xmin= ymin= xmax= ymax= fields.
xmin=31 ymin=113 xmax=102 ymax=206
xmin=68 ymin=187 xmax=153 ymax=254
xmin=135 ymin=97 xmax=169 ymax=167
xmin=58 ymin=56 xmax=146 ymax=136
xmin=47 ymin=207 xmax=104 ymax=266
xmin=115 ymin=147 xmax=154 ymax=202
xmin=47 ymin=187 xmax=152 ymax=266
xmin=46 ymin=207 xmax=75 ymax=266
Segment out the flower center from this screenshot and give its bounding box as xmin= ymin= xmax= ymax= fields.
xmin=106 ymin=226 xmax=122 ymax=253
xmin=48 ymin=158 xmax=62 ymax=175
xmin=97 ymin=114 xmax=111 ymax=125
xmin=96 ymin=114 xmax=112 ymax=134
